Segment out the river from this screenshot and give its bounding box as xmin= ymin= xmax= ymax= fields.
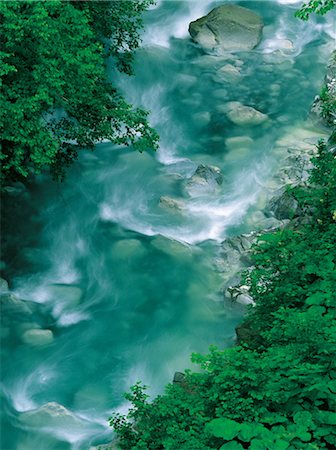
xmin=1 ymin=1 xmax=334 ymax=449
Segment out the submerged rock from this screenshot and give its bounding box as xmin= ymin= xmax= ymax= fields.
xmin=225 ymin=102 xmax=268 ymax=126
xmin=151 ymin=235 xmax=191 ymax=258
xmin=189 ymin=5 xmax=263 ymax=53
xmin=159 ymin=196 xmax=186 ymax=212
xmin=46 ymin=284 xmax=83 ymax=307
xmin=21 ymin=328 xmax=54 ymax=346
xmin=112 ymin=239 xmax=147 ymax=260
xmin=20 ymin=402 xmax=82 ymax=429
xmin=0 ymin=278 xmax=9 ymax=293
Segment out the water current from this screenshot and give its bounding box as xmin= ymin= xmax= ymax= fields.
xmin=1 ymin=1 xmax=334 ymax=448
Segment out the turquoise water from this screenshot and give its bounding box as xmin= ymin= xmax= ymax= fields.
xmin=1 ymin=1 xmax=334 ymax=449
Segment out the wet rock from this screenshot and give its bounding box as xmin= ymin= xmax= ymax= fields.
xmin=173 ymin=371 xmax=186 ymax=385
xmin=159 ymin=196 xmax=186 ymax=212
xmin=0 ymin=278 xmax=9 ymax=293
xmin=226 ymin=102 xmax=268 ymax=126
xmin=225 ymin=136 xmax=253 ymax=150
xmin=226 ymin=285 xmax=255 ymax=306
xmin=212 ymin=88 xmax=228 ymax=100
xmin=112 ymin=239 xmax=147 ymax=260
xmin=151 ymin=235 xmax=191 ymax=258
xmin=189 ymin=5 xmax=263 ymax=53
xmin=185 ymin=164 xmax=223 ymax=196
xmin=216 ymin=233 xmax=256 ymax=285
xmin=0 ymin=293 xmax=34 ymax=318
xmin=46 ymin=284 xmax=83 ymax=307
xmin=216 ymin=64 xmax=241 ymax=80
xmin=20 ymin=402 xmax=82 ymax=429
xmin=21 ymin=329 xmax=54 ymax=346
xmin=267 ymin=187 xmax=300 ymax=220
xmin=192 ymin=111 xmax=211 ymax=127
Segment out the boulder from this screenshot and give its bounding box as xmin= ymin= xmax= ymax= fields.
xmin=189 ymin=5 xmax=263 ymax=53
xmin=267 ymin=188 xmax=300 ymax=220
xmin=225 ymin=102 xmax=268 ymax=126
xmin=21 ymin=329 xmax=54 ymax=346
xmin=216 ymin=64 xmax=241 ymax=80
xmin=159 ymin=196 xmax=186 ymax=212
xmin=185 ymin=164 xmax=223 ymax=196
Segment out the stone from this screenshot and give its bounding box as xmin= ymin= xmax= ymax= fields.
xmin=20 ymin=402 xmax=82 ymax=429
xmin=225 ymin=136 xmax=253 ymax=150
xmin=151 ymin=235 xmax=191 ymax=258
xmin=226 ymin=102 xmax=268 ymax=126
xmin=192 ymin=111 xmax=211 ymax=127
xmin=173 ymin=371 xmax=186 ymax=385
xmin=267 ymin=188 xmax=300 ymax=220
xmin=159 ymin=196 xmax=185 ymax=212
xmin=46 ymin=284 xmax=83 ymax=307
xmin=212 ymin=88 xmax=228 ymax=100
xmin=112 ymin=239 xmax=147 ymax=260
xmin=226 ymin=285 xmax=256 ymax=306
xmin=217 ymin=64 xmax=241 ymax=80
xmin=189 ymin=5 xmax=263 ymax=53
xmin=185 ymin=164 xmax=223 ymax=196
xmin=0 ymin=293 xmax=34 ymax=318
xmin=0 ymin=278 xmax=9 ymax=293
xmin=21 ymin=329 xmax=54 ymax=346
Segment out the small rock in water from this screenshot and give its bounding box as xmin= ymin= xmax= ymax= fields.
xmin=185 ymin=164 xmax=223 ymax=196
xmin=212 ymin=88 xmax=228 ymax=100
xmin=225 ymin=136 xmax=253 ymax=150
xmin=0 ymin=278 xmax=9 ymax=293
xmin=112 ymin=239 xmax=147 ymax=260
xmin=217 ymin=64 xmax=241 ymax=80
xmin=21 ymin=329 xmax=54 ymax=346
xmin=192 ymin=111 xmax=211 ymax=127
xmin=226 ymin=102 xmax=268 ymax=126
xmin=189 ymin=5 xmax=263 ymax=53
xmin=159 ymin=196 xmax=186 ymax=212
xmin=47 ymin=284 xmax=83 ymax=307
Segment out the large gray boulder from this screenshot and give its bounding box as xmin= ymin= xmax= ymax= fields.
xmin=189 ymin=5 xmax=263 ymax=53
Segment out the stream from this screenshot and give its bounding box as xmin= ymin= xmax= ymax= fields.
xmin=1 ymin=1 xmax=334 ymax=449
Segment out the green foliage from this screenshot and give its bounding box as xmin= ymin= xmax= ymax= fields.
xmin=296 ymin=0 xmax=336 ymax=20
xmin=109 ymin=140 xmax=336 ymax=449
xmin=0 ymin=0 xmax=158 ymax=182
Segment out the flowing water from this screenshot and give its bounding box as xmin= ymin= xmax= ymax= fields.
xmin=1 ymin=1 xmax=334 ymax=449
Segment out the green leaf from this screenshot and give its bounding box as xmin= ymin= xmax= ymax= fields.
xmin=220 ymin=442 xmax=244 ymax=450
xmin=206 ymin=418 xmax=242 ymax=440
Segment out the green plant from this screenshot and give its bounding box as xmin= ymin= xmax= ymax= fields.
xmin=0 ymin=0 xmax=158 ymax=183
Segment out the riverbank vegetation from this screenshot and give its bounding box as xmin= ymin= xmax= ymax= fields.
xmin=0 ymin=0 xmax=158 ymax=183
xmin=110 ymin=138 xmax=336 ymax=449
